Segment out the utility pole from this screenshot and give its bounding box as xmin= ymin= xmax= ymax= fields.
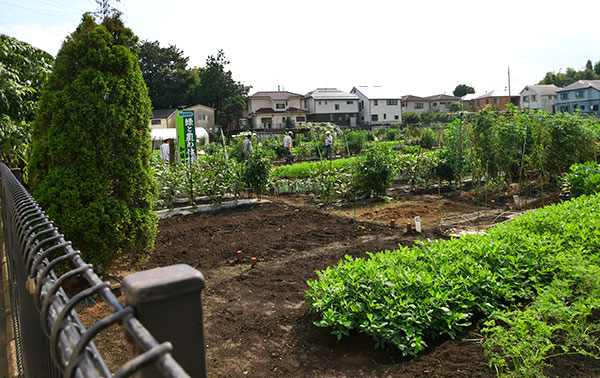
xmin=508 ymin=66 xmax=512 ymax=106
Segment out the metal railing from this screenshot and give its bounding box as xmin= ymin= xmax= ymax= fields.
xmin=0 ymin=163 xmax=195 ymax=378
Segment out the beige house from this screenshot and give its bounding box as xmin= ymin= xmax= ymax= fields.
xmin=150 ymin=104 xmax=215 ymax=130
xmin=246 ymin=91 xmax=309 ymax=129
xmin=401 ymin=94 xmax=459 ymax=115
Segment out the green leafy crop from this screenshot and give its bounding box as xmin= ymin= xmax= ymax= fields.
xmin=307 ymin=194 xmax=600 ymax=356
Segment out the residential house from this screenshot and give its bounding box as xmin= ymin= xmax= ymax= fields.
xmin=350 ymin=86 xmax=402 ymax=126
xmin=461 ymin=93 xmax=479 ymax=112
xmin=555 ymin=80 xmax=600 ymax=115
xmin=150 ymin=104 xmax=215 ymax=130
xmin=246 ymin=91 xmax=309 ymax=129
xmin=520 ymin=84 xmax=559 ymax=113
xmin=401 ymin=94 xmax=459 ymax=115
xmin=304 ymin=88 xmax=359 ymax=126
xmin=401 ymin=95 xmax=429 ymax=115
xmin=472 ymin=89 xmax=520 ymax=111
xmin=424 ymin=94 xmax=460 ymax=112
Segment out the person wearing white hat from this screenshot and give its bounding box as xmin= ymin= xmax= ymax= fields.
xmin=324 ymin=131 xmax=333 ymax=160
xmin=283 ymin=131 xmax=294 ymax=164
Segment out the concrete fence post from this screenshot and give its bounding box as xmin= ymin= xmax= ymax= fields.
xmin=122 ymin=264 xmax=207 ymax=378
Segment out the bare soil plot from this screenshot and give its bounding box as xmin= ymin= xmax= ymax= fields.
xmin=76 ymin=192 xmax=597 ymax=377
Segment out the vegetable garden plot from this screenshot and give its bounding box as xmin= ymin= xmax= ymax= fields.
xmin=76 ymin=195 xmax=598 ymax=377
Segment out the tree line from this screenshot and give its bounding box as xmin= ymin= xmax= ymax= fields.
xmin=138 ymin=42 xmax=250 ymax=133
xmin=539 ymin=59 xmax=600 ymax=87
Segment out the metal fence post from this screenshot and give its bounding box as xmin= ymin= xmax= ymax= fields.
xmin=122 ymin=264 xmax=207 ymax=378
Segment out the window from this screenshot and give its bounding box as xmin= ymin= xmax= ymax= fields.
xmin=402 ymin=102 xmax=406 ymax=107
xmin=346 ymin=100 xmax=353 ymax=104
xmin=394 ymin=115 xmax=399 ymax=120
xmin=386 ymin=99 xmax=398 ymax=105
xmin=531 ymin=95 xmax=536 ymax=101
xmin=371 ymin=114 xmax=378 ymax=121
xmin=486 ymin=99 xmax=489 ymax=105
xmin=151 ymin=119 xmax=161 ymax=125
xmin=432 ymin=102 xmax=438 ymax=106
xmin=296 ymin=116 xmax=306 ymax=122
xmin=523 ymin=96 xmax=529 ymax=102
xmin=383 ymin=113 xmax=387 ymax=120
xmin=318 ymin=101 xmax=322 ymax=105
xmin=374 ymin=100 xmax=378 ymax=106
xmin=261 ymin=117 xmax=272 ymax=124
xmin=580 ymin=105 xmax=586 ymax=110
xmin=593 ymin=105 xmax=599 ymax=111
xmin=493 ymin=98 xmax=500 ymax=104
xmin=325 ymin=101 xmax=328 ymax=105
xmin=560 ymin=93 xmax=568 ymax=100
xmin=276 ymin=103 xmax=285 ymax=109
xmin=576 ymin=90 xmax=584 ymax=98
xmin=335 ymin=104 xmax=340 ymax=110
xmin=197 ymin=114 xmax=207 ymax=121
xmin=415 ymin=102 xmax=424 ymax=109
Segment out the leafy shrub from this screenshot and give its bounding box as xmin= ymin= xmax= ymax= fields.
xmin=309 ymin=161 xmax=354 ymax=204
xmin=0 ymin=34 xmax=53 ymax=173
xmin=403 ymin=112 xmax=420 ymax=125
xmin=418 ymin=128 xmax=438 ymax=149
xmin=561 ymin=161 xmax=600 ymax=197
xmin=344 ymin=130 xmax=372 ymax=155
xmin=29 ymin=14 xmax=157 ymax=270
xmin=397 ymin=149 xmax=440 ymax=189
xmin=351 ymin=145 xmax=397 ymax=198
xmin=195 ymin=151 xmax=239 ymax=204
xmin=242 ymin=147 xmax=272 ymax=198
xmin=307 ymin=194 xmax=600 ymax=356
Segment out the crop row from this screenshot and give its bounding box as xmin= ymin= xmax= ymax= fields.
xmin=306 ymin=194 xmax=600 ymax=356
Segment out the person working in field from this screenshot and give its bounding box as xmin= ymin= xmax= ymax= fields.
xmin=324 ymin=131 xmax=333 ymax=160
xmin=242 ymin=134 xmax=253 ymax=160
xmin=283 ymin=131 xmax=294 ymax=164
xmin=160 ymin=139 xmax=170 ymax=162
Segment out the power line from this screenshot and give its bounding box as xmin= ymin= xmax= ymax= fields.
xmin=31 ymin=0 xmax=86 ymax=14
xmin=0 ymin=0 xmax=78 ymax=22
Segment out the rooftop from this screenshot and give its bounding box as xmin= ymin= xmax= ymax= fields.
xmin=556 ymin=80 xmax=600 ymax=93
xmin=249 ymin=91 xmax=304 ymax=100
xmin=305 ymin=88 xmax=359 ymax=100
xmin=520 ymin=84 xmax=559 ymax=96
xmin=351 ymin=86 xmax=402 ymax=99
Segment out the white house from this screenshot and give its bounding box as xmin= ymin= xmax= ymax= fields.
xmin=304 ymin=88 xmax=359 ymax=127
xmin=350 ymin=86 xmax=402 ymax=126
xmin=520 ymin=84 xmax=559 ymax=113
xmin=246 ymin=91 xmax=308 ymax=129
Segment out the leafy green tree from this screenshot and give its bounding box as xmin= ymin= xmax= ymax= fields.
xmin=138 ymin=40 xmax=199 ymax=108
xmin=191 ymin=50 xmax=250 ymax=134
xmin=539 ymin=60 xmax=600 ymax=86
xmin=29 ymin=14 xmax=158 ymax=270
xmin=452 ymin=84 xmax=475 ymax=98
xmin=0 ymin=34 xmax=53 ymax=170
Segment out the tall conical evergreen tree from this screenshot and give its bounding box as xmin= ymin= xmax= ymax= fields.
xmin=29 ymin=13 xmax=157 ymax=270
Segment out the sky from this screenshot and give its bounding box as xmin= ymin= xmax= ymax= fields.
xmin=2 ymin=0 xmax=600 ymax=97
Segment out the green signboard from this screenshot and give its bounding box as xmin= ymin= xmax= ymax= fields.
xmin=176 ymin=111 xmax=197 ymax=164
